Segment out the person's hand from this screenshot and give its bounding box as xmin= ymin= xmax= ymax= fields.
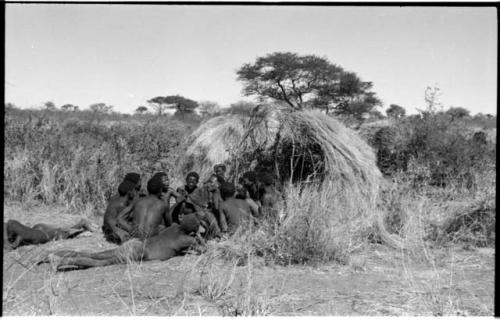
xmin=115 ymin=229 xmax=130 ymax=243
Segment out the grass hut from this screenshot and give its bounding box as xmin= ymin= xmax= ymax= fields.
xmin=176 ymin=105 xmax=400 ymax=261
xmin=178 ymin=104 xmax=381 ymax=202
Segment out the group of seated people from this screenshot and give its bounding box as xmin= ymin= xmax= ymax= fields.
xmin=102 ymin=164 xmax=278 ymax=244
xmin=5 ymin=164 xmax=279 ymax=271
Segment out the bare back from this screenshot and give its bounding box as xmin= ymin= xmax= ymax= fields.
xmin=130 ymin=195 xmax=169 ymax=239
xmin=143 ymin=224 xmax=196 ymax=260
xmin=103 ymin=196 xmax=129 ymax=227
xmin=221 ymin=198 xmax=253 ymax=234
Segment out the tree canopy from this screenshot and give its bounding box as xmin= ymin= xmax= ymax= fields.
xmin=135 ymin=106 xmax=148 ymax=114
xmin=147 ymin=95 xmax=198 ymax=116
xmin=236 ymin=52 xmax=380 ymax=116
xmin=61 ymin=104 xmax=79 ymax=112
xmin=386 ymin=104 xmax=406 ymax=119
xmin=445 ymin=106 xmax=470 ymax=119
xmin=89 ymin=103 xmax=113 ymax=114
xmin=44 ymin=101 xmax=56 ymax=111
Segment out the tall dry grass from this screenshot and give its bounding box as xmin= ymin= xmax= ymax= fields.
xmin=4 ymin=111 xmax=189 ymax=213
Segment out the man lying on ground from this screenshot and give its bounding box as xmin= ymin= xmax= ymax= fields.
xmin=38 ymin=214 xmax=204 ymax=271
xmin=102 ymin=181 xmax=137 ymax=244
xmin=4 ymin=218 xmax=93 ymax=250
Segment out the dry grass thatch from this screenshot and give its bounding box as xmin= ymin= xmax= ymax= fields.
xmin=177 ymin=105 xmax=390 ymax=253
xmin=178 ymin=104 xmax=381 ymax=203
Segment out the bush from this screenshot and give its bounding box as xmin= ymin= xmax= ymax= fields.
xmin=361 ymin=113 xmax=496 ymax=189
xmin=4 ymin=110 xmax=190 ymax=212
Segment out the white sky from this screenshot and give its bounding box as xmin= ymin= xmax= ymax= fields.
xmin=5 ymin=5 xmax=497 ymax=115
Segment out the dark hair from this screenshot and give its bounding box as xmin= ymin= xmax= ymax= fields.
xmin=147 ymin=178 xmax=163 ymax=195
xmin=220 ymin=182 xmax=236 ymax=199
xmin=206 ymin=173 xmax=223 ymax=184
xmin=180 ymin=214 xmax=200 ymax=234
xmin=123 ymin=172 xmax=141 ymax=184
xmin=257 ymin=172 xmax=274 ymax=186
xmin=118 ymin=181 xmax=136 ymax=196
xmin=214 ymin=164 xmax=226 ymax=172
xmin=152 ymin=172 xmax=168 ymax=180
xmin=186 ymin=171 xmax=200 ymax=181
xmin=183 ymin=202 xmax=196 ymax=213
xmin=242 ymin=171 xmax=257 ymax=183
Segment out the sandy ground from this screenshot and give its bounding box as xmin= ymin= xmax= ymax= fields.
xmin=3 ymin=202 xmax=494 ymax=316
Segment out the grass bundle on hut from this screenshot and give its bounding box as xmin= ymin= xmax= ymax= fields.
xmin=178 ymin=105 xmax=391 ymax=262
xmin=180 ymin=105 xmax=380 ymax=198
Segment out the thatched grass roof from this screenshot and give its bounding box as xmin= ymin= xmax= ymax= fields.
xmin=177 ymin=105 xmax=381 ymax=204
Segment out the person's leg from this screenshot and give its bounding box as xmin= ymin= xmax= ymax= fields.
xmin=56 ymin=256 xmax=122 ymax=270
xmin=7 ymin=220 xmax=50 ymax=245
xmin=69 ymin=219 xmax=93 ymax=232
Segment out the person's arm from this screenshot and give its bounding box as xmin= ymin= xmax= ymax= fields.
xmin=10 ymin=235 xmax=23 ymax=249
xmin=116 ymin=206 xmax=133 ymax=232
xmin=166 ymin=187 xmax=184 ymax=203
xmin=163 ymin=204 xmax=173 ymax=227
xmin=246 ymin=198 xmax=260 ymax=218
xmin=219 ymin=204 xmax=228 ymax=233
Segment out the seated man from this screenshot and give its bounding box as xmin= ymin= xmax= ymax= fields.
xmin=176 ymin=171 xmax=200 ymax=198
xmin=109 ymin=172 xmax=142 ymax=202
xmin=183 ymin=174 xmax=223 ymax=240
xmin=218 ymin=182 xmax=254 ymax=235
xmin=117 ymin=177 xmax=172 ymax=240
xmin=124 ymin=172 xmax=142 ymax=193
xmin=236 ymin=172 xmax=260 ymax=217
xmin=256 ymin=172 xmax=281 ymax=219
xmin=152 ymin=171 xmax=182 ymax=205
xmin=4 ymin=218 xmax=93 ymax=250
xmin=102 ymin=181 xmax=137 ymax=244
xmin=39 ymin=214 xmax=204 ymax=271
xmin=213 ymin=164 xmax=227 ymax=183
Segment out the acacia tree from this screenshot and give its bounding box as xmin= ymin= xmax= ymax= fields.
xmin=236 ymin=52 xmax=380 ymax=116
xmin=386 ymin=104 xmax=406 ymax=119
xmin=164 ymin=95 xmax=199 ymax=116
xmin=147 ymin=95 xmax=198 ymax=116
xmin=61 ymin=104 xmax=79 ymax=112
xmin=89 ymin=103 xmax=113 ymax=113
xmin=44 ymin=101 xmax=56 ymax=111
xmin=446 ymin=106 xmax=470 ymax=119
xmin=135 ymin=106 xmax=148 ymax=114
xmin=147 ymin=96 xmax=170 ymax=115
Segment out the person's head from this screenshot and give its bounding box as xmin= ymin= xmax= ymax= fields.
xmin=235 ymin=180 xmax=248 ymax=199
xmin=147 ymin=177 xmax=163 ymax=195
xmin=152 ymin=172 xmax=169 ymax=192
xmin=220 ymin=182 xmax=236 ymax=200
xmin=180 ymin=213 xmax=201 ymax=235
xmin=124 ymin=172 xmax=141 ymax=191
xmin=241 ymin=171 xmax=257 ymax=188
xmin=179 ymin=202 xmax=196 ymax=223
xmin=257 ymin=172 xmax=274 ymax=186
xmin=118 ymin=180 xmax=137 ymax=200
xmin=214 ymin=164 xmax=226 ymax=178
xmin=185 ymin=171 xmax=199 ymax=191
xmin=204 ymin=174 xmax=221 ymax=192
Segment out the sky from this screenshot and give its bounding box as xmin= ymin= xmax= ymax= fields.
xmin=5 ymin=5 xmax=497 ymax=115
